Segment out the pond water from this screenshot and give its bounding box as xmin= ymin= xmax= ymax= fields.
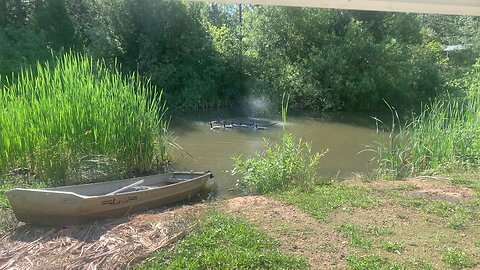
xmin=169 ymin=108 xmax=383 ymax=197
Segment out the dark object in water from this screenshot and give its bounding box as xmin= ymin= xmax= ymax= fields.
xmin=254 ymin=124 xmax=267 ymax=130
xmin=210 ymin=122 xmax=223 ymax=130
xmin=209 ymin=118 xmax=276 ymax=130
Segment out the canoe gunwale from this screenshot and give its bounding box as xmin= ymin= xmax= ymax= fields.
xmin=5 ymin=171 xmax=213 ymax=225
xmin=7 ymin=171 xmax=212 ymax=199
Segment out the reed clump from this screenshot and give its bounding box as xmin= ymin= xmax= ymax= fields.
xmin=0 ymin=52 xmax=168 ymax=186
xmin=370 ymin=67 xmax=480 ymax=178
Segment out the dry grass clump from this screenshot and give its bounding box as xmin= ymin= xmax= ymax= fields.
xmin=0 ymin=204 xmax=205 ymax=270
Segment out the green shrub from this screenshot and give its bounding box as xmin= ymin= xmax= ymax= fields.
xmin=233 ymin=94 xmax=325 ymax=194
xmin=0 ymin=52 xmax=169 ymax=185
xmin=233 ymin=133 xmax=324 ymax=194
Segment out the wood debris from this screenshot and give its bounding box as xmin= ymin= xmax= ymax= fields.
xmin=0 ymin=204 xmax=205 ymax=270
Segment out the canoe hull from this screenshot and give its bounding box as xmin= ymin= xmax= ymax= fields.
xmin=6 ymin=172 xmax=212 ymax=226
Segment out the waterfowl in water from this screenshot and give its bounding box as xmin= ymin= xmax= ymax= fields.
xmin=254 ymin=124 xmax=267 ymax=130
xmin=210 ymin=122 xmax=223 ymax=130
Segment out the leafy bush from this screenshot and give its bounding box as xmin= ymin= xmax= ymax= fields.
xmin=0 ymin=52 xmax=168 ymax=185
xmin=233 ymin=94 xmax=325 ymax=194
xmin=233 ymin=134 xmax=324 ymax=194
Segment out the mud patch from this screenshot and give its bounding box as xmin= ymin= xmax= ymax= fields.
xmin=221 ymin=196 xmax=347 ymax=270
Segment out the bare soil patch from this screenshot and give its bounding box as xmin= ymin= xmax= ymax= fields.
xmin=221 ymin=196 xmax=348 ymax=270
xmin=0 ymin=204 xmax=206 ymax=270
xmin=366 ymin=177 xmax=475 ymax=202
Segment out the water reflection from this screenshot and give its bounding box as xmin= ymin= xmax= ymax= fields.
xmin=169 ymin=108 xmax=381 ymax=197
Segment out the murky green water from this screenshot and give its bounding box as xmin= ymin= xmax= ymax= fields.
xmin=170 ymin=109 xmax=380 ymax=197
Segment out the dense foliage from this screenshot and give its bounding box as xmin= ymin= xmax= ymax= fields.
xmin=1 ymin=0 xmax=478 ymax=111
xmin=0 ymin=53 xmax=168 ymax=185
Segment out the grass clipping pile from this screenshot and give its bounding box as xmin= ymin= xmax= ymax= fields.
xmin=0 ymin=204 xmax=205 ymax=270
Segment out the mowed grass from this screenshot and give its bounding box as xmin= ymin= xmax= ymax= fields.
xmin=270 ymin=178 xmax=480 ymax=269
xmin=274 ymin=184 xmax=379 ymax=221
xmin=136 ymin=210 xmax=307 ymax=270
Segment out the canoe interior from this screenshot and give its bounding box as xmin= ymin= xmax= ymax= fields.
xmin=6 ymin=171 xmax=213 ymax=225
xmin=37 ymin=172 xmax=208 ymax=197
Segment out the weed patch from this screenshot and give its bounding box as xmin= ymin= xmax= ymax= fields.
xmin=442 ymin=248 xmax=476 ymax=269
xmin=275 ymin=184 xmax=378 ymax=221
xmin=408 ymin=260 xmax=436 ymax=270
xmin=136 ymin=210 xmax=307 ymax=270
xmin=366 ymin=225 xmax=393 ymax=236
xmin=386 ymin=191 xmax=478 ymax=229
xmin=380 ymin=240 xmax=405 ymax=253
xmin=336 ymin=224 xmax=372 ymax=251
xmin=347 ymin=254 xmax=405 ymax=270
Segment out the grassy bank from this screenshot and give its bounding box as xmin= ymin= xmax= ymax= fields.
xmin=132 ymin=175 xmax=479 ymax=269
xmin=371 ymin=69 xmax=480 ymax=179
xmin=136 ymin=209 xmax=308 ymax=270
xmin=0 ymin=52 xmax=168 ymax=186
xmin=274 ymin=176 xmax=480 ymax=269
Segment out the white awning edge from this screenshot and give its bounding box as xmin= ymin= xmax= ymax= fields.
xmin=188 ymin=0 xmax=480 ymax=16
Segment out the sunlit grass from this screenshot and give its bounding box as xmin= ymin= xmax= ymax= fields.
xmin=274 ymin=184 xmax=379 ymax=222
xmin=336 ymin=224 xmax=373 ymax=251
xmin=136 ymin=210 xmax=308 ymax=270
xmin=0 ymin=52 xmax=168 ymax=185
xmin=233 ymin=93 xmax=326 ymax=194
xmin=442 ymin=248 xmax=476 ymax=269
xmin=367 ymin=68 xmax=480 ymax=179
xmin=347 ymin=254 xmax=405 ymax=270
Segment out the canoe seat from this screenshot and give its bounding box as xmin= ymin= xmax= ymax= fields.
xmin=166 ymin=178 xmax=188 ymax=184
xmin=133 ymin=186 xmax=152 ymax=191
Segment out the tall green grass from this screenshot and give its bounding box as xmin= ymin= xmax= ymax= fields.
xmin=0 ymin=52 xmax=168 ymax=185
xmin=370 ymin=67 xmax=480 ymax=178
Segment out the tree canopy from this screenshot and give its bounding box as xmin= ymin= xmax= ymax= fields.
xmin=1 ymin=0 xmax=479 ymax=111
